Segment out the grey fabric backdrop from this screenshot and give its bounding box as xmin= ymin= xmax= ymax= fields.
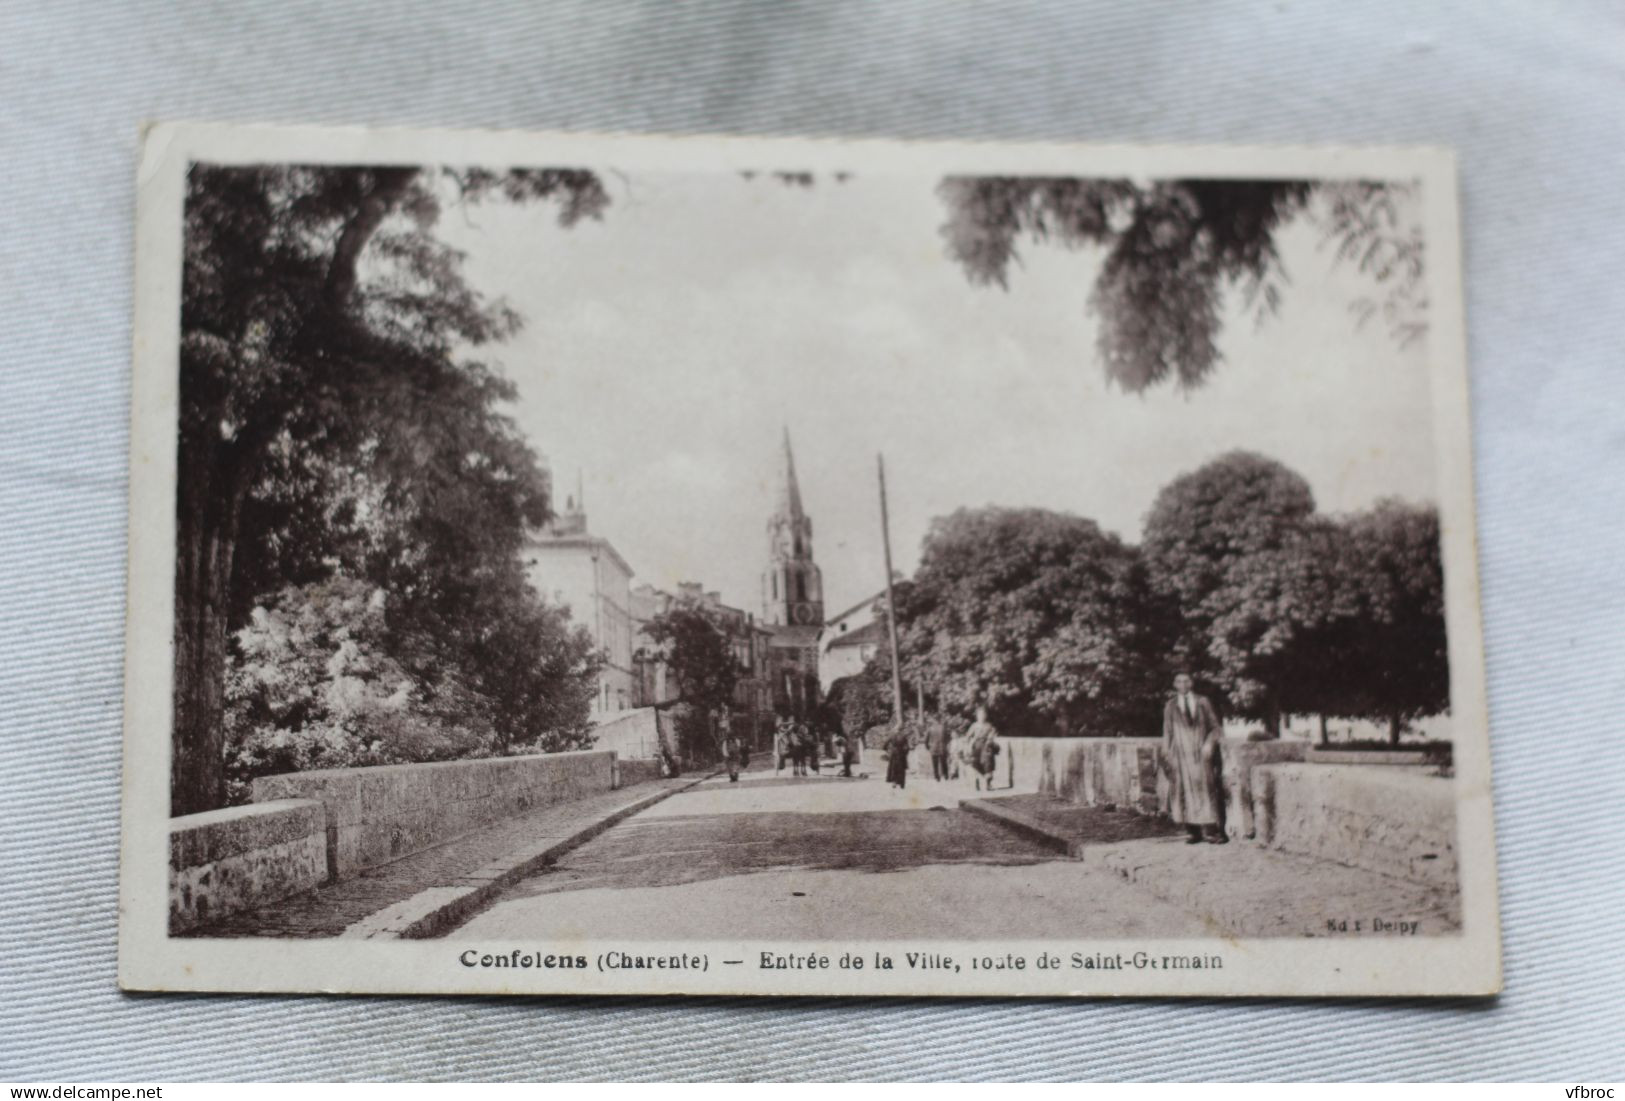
xmin=2 ymin=0 xmax=1622 ymax=1082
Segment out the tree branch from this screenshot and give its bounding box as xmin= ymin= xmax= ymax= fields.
xmin=324 ymin=168 xmax=419 ymax=307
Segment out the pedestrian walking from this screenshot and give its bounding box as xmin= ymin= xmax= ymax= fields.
xmin=792 ymin=719 xmax=811 ymax=777
xmin=718 ymin=707 xmax=741 ymax=783
xmin=925 ymin=713 xmax=952 ymax=781
xmin=1160 ymin=671 xmax=1227 ymax=844
xmin=774 ymin=717 xmax=792 ymax=775
xmin=885 ymin=725 xmax=911 ymax=790
xmin=965 ymin=705 xmax=1001 ymax=791
xmin=839 ymin=732 xmax=857 ymax=777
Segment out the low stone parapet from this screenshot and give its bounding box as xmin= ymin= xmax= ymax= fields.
xmin=1252 ymin=763 xmax=1457 ymax=889
xmin=250 ymin=750 xmax=615 ymax=880
xmin=1002 ymin=735 xmax=1306 ymax=840
xmin=1002 ymin=737 xmax=1161 ymax=815
xmin=1220 ymin=739 xmax=1307 ymax=840
xmin=169 ymin=799 xmax=326 ymax=934
xmin=616 ymin=756 xmax=666 ymax=787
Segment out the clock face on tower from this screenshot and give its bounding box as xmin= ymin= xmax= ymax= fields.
xmin=792 ymin=603 xmax=817 ymax=625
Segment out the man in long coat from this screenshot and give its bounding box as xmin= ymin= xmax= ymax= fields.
xmin=1161 ymin=672 xmax=1227 ymax=844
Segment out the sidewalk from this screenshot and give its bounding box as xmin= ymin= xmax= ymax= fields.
xmin=964 ymin=792 xmax=1462 ymax=937
xmin=193 ymin=773 xmax=707 ymax=940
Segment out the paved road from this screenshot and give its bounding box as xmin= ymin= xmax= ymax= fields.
xmin=453 ymin=762 xmax=1211 ymax=940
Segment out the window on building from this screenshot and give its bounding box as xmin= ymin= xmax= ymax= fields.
xmin=797 ymin=574 xmax=806 ymax=602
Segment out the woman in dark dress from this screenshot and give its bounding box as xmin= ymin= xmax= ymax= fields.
xmin=885 ymin=726 xmax=911 ymax=789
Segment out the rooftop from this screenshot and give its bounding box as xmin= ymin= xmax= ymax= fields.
xmin=826 ymin=618 xmax=886 ymax=650
xmin=824 ymin=589 xmax=885 ymax=627
xmin=766 ymin=623 xmax=823 ymax=648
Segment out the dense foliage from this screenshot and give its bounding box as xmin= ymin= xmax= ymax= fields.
xmin=640 ymin=604 xmax=741 ymax=762
xmin=1141 ymin=452 xmax=1321 ymax=732
xmin=824 ymin=672 xmax=894 ymax=741
xmin=1142 ymin=453 xmax=1448 ymax=738
xmin=177 ymin=164 xmax=608 ymax=812
xmin=885 ymin=508 xmax=1164 ymax=737
xmin=868 ymin=462 xmax=1447 ymax=741
xmin=937 ymin=178 xmax=1424 ymax=393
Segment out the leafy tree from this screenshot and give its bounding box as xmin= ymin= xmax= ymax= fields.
xmin=887 ymin=507 xmax=1164 ymax=737
xmin=1143 ymin=457 xmax=1448 ymax=740
xmin=1142 ymin=452 xmax=1321 ymax=734
xmin=223 ymin=577 xmax=483 ymax=804
xmin=937 ymin=177 xmax=1422 ymax=393
xmin=175 ymin=163 xmax=607 ymax=813
xmin=1337 ymin=501 xmax=1450 ymax=742
xmin=640 ymin=605 xmax=740 ymax=762
xmin=465 ymin=577 xmax=603 ymax=757
xmin=824 ymin=673 xmax=893 ymax=741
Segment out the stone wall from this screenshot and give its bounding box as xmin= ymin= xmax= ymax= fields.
xmin=591 ymin=707 xmax=664 ymax=761
xmin=1252 ymin=763 xmax=1458 ymax=889
xmin=1002 ymin=736 xmax=1306 ymax=838
xmin=169 ymin=799 xmax=326 ymax=934
xmin=616 ymin=756 xmax=666 ymax=787
xmin=1003 ymin=737 xmax=1162 ymax=815
xmin=1220 ymin=739 xmax=1307 ymax=840
xmin=251 ymin=750 xmax=615 ymax=880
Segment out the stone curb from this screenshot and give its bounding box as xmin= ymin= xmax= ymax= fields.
xmin=958 ymin=796 xmax=1086 ymax=859
xmin=342 ymin=772 xmax=717 ymax=940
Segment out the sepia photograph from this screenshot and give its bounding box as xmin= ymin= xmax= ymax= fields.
xmin=119 ymin=124 xmax=1497 ymax=997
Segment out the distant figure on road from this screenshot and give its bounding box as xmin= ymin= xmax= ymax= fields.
xmin=924 ymin=713 xmax=952 ymax=781
xmin=718 ymin=708 xmax=742 ymax=783
xmin=1161 ymin=672 xmax=1226 ymax=844
xmin=884 ymin=726 xmax=911 ymax=790
xmin=839 ymin=732 xmax=858 ymax=777
xmin=791 ymin=719 xmax=812 ymax=777
xmin=965 ymin=706 xmax=1001 ymax=791
xmin=774 ymin=717 xmax=793 ymax=774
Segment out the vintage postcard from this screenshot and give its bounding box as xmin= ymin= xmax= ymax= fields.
xmin=120 ymin=123 xmax=1500 ymax=997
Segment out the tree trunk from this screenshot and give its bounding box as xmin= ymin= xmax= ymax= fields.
xmin=1318 ymin=713 xmax=1329 ymax=746
xmin=1389 ymin=711 xmax=1402 ymax=746
xmin=324 ymin=168 xmax=418 ymax=303
xmin=171 ymin=171 xmax=420 ymax=816
xmin=1264 ymin=693 xmax=1282 ymax=739
xmin=170 ymin=434 xmax=251 ymax=816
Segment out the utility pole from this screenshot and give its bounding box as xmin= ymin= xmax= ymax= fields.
xmin=878 ymin=453 xmax=905 ymax=730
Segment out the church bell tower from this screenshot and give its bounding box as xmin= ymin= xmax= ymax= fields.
xmin=762 ymin=428 xmax=824 ymax=628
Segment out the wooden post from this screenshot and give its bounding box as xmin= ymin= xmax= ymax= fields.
xmin=878 ymin=453 xmax=905 ymax=731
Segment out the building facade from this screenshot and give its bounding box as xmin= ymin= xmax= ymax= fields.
xmin=524 ymin=489 xmax=636 ymax=717
xmin=630 ymin=581 xmax=775 ymax=749
xmin=818 ymin=590 xmax=885 ymax=692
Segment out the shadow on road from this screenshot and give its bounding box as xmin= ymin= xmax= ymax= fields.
xmin=506 ymin=805 xmax=1055 ymax=898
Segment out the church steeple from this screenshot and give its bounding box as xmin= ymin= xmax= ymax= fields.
xmin=762 ymin=428 xmax=823 ymax=627
xmin=777 ymin=425 xmax=805 ymax=523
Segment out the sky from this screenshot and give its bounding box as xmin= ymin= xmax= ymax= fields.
xmin=436 ymin=170 xmax=1435 ymax=622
